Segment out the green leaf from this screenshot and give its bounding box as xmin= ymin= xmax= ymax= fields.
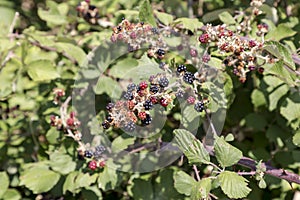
xmin=82 ymin=186 xmax=103 ymax=200
xmin=265 ymin=60 xmax=296 ymax=85
xmin=27 ymin=60 xmax=60 ymax=81
xmin=2 ymin=189 xmax=21 ymax=200
xmin=173 ymin=18 xmax=203 ymax=32
xmin=98 ymin=166 xmax=120 ymax=191
xmin=37 ymin=0 xmax=67 ymax=26
xmin=191 ymin=178 xmax=211 ymax=200
xmin=55 ymin=42 xmax=87 ymax=66
xmin=154 ymin=169 xmax=184 ymax=199
xmin=49 ymin=152 xmax=76 ymax=175
xmin=130 ymin=178 xmax=154 ymax=200
xmin=258 ymin=179 xmax=267 ymax=189
xmin=154 ymin=11 xmax=173 ymax=25
xmin=293 ymin=130 xmax=300 ymax=147
xmin=139 ymin=0 xmax=156 ymax=27
xmin=174 ymin=129 xmax=210 ymax=164
xmin=280 ymin=92 xmax=300 ymax=130
xmin=111 ymin=135 xmax=136 ymax=152
xmin=174 ymin=171 xmax=196 ymax=196
xmin=251 ymin=89 xmax=266 ymax=108
xmin=219 ymin=11 xmax=236 ymax=25
xmin=264 ymin=41 xmax=295 ymax=70
xmin=63 ymin=172 xmax=97 ymax=194
xmin=265 ymin=24 xmax=297 ymax=41
xmin=94 ymin=76 xmax=123 ymax=99
xmin=0 ymin=171 xmax=9 ymax=198
xmin=0 ymin=6 xmax=15 ymax=36
xmin=218 ymin=171 xmax=251 ymax=199
xmin=109 ymin=58 xmax=139 ymax=79
xmin=225 ymin=133 xmax=234 ymax=142
xmin=20 ymin=165 xmax=60 ymax=194
xmin=214 ymin=137 xmax=243 ymax=168
xmin=245 ymin=113 xmax=267 ymax=131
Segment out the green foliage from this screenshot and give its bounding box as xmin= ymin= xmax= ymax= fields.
xmin=0 ymin=0 xmax=300 ymax=199
xmin=214 ymin=137 xmax=243 ymax=168
xmin=218 ymin=171 xmax=251 ymax=198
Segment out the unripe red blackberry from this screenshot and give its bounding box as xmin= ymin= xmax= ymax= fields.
xmin=99 ymin=160 xmax=106 ymax=168
xmin=199 ymin=33 xmax=209 ymax=43
xmin=66 ymin=118 xmax=74 ymax=126
xmin=190 ymin=49 xmax=198 ymax=57
xmin=187 ymin=96 xmax=195 ymax=104
xmin=139 ymin=81 xmax=148 ymax=90
xmin=160 ymin=98 xmax=169 ymax=107
xmin=138 ymin=111 xmax=147 ymax=120
xmin=88 ymin=160 xmax=97 ymax=170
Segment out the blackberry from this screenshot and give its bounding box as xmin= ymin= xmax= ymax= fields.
xmin=102 ymin=120 xmax=110 ymax=129
xmin=183 ymin=72 xmax=195 ymax=84
xmin=107 ymin=115 xmax=113 ymax=122
xmin=94 ymin=145 xmax=106 ymax=158
xmin=127 ymin=83 xmax=136 ymax=92
xmin=158 ymin=77 xmax=169 ymax=88
xmin=139 ymin=81 xmax=148 ymax=90
xmin=84 ymin=150 xmax=94 ymax=158
xmin=124 ymin=121 xmax=136 ymax=132
xmin=194 ymin=101 xmax=205 ymax=112
xmin=150 ymin=85 xmax=159 ymax=94
xmin=159 ymin=62 xmax=166 ymax=69
xmin=141 ymin=114 xmax=152 ymax=125
xmin=152 ymin=28 xmax=159 ymax=34
xmin=88 ymin=160 xmax=97 ymax=170
xmin=123 ymin=91 xmax=134 ymax=100
xmin=143 ymin=99 xmax=153 ymax=110
xmin=175 ymin=90 xmax=184 ymax=98
xmin=177 ymin=64 xmax=187 ymax=73
xmin=156 ymin=49 xmax=165 ymax=56
xmin=106 ymin=103 xmax=114 ymax=111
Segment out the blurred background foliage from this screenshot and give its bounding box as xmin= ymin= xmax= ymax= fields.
xmin=0 ymin=0 xmax=300 ymax=199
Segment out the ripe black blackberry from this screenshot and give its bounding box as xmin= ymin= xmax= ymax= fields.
xmin=152 ymin=28 xmax=159 ymax=34
xmin=177 ymin=64 xmax=187 ymax=73
xmin=183 ymin=72 xmax=195 ymax=84
xmin=84 ymin=150 xmax=94 ymax=158
xmin=102 ymin=120 xmax=110 ymax=129
xmin=156 ymin=49 xmax=165 ymax=56
xmin=124 ymin=121 xmax=136 ymax=132
xmin=143 ymin=99 xmax=153 ymax=110
xmin=127 ymin=83 xmax=136 ymax=92
xmin=150 ymin=85 xmax=159 ymax=94
xmin=159 ymin=62 xmax=166 ymax=69
xmin=106 ymin=115 xmax=114 ymax=122
xmin=141 ymin=114 xmax=152 ymax=125
xmin=106 ymin=103 xmax=114 ymax=111
xmin=158 ymin=77 xmax=169 ymax=88
xmin=123 ymin=91 xmax=134 ymax=100
xmin=94 ymin=145 xmax=106 ymax=158
xmin=194 ymin=101 xmax=205 ymax=112
xmin=175 ymin=90 xmax=184 ymax=98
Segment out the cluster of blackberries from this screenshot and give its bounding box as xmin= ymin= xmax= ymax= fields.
xmin=176 ymin=64 xmax=195 ymax=85
xmin=102 ymin=75 xmax=173 ymax=132
xmin=76 ymin=0 xmax=99 ymax=25
xmin=84 ymin=145 xmax=106 ymax=159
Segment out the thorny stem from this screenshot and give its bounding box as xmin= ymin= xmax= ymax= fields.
xmin=193 ymin=164 xmax=201 ymax=181
xmin=203 ymin=114 xmax=300 ymax=184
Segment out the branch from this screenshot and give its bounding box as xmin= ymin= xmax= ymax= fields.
xmin=203 ymin=110 xmax=300 ymax=184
